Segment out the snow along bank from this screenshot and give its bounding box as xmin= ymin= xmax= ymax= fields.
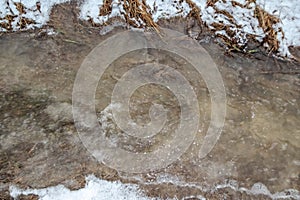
xmin=10 ymin=175 xmax=157 ymax=200
xmin=10 ymin=174 xmax=300 ymax=200
xmin=1 ymin=0 xmax=299 ymax=57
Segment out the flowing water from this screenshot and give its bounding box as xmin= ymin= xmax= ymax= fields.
xmin=0 ymin=12 xmax=299 ymax=199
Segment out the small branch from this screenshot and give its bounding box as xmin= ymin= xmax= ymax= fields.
xmin=260 ymin=70 xmax=300 ymax=75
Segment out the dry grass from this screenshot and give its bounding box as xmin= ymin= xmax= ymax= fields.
xmin=206 ymin=0 xmax=221 ymax=7
xmin=0 ymin=0 xmax=285 ymax=56
xmin=254 ymin=5 xmax=281 ymax=52
xmin=99 ymin=0 xmax=113 ymax=16
xmin=0 ymin=1 xmax=41 ymax=31
xmin=185 ymin=0 xmax=202 ymax=26
xmin=121 ymin=0 xmax=159 ymax=32
xmin=95 ymin=0 xmax=204 ymax=33
xmin=203 ymin=0 xmax=281 ymax=54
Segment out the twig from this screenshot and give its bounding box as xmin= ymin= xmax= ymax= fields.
xmin=260 ymin=70 xmax=300 ymax=75
xmin=63 ymin=39 xmax=81 ymax=44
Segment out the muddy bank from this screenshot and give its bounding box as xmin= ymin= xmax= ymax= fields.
xmin=0 ymin=3 xmax=300 ymax=200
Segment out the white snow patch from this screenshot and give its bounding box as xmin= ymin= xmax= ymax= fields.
xmin=79 ymin=0 xmax=191 ymax=25
xmin=147 ymin=0 xmax=191 ymax=21
xmin=256 ymin=0 xmax=300 ymax=56
xmin=135 ymin=173 xmax=300 ymax=200
xmin=213 ymin=180 xmax=300 ymax=199
xmin=9 ymin=174 xmax=157 ymax=200
xmin=78 ymin=0 xmax=300 ymax=57
xmin=0 ymin=0 xmax=70 ymax=31
xmin=79 ymin=0 xmax=124 ymax=24
xmin=200 ymin=1 xmax=265 ymax=45
xmin=198 ymin=0 xmax=300 ymax=56
xmin=8 ymin=173 xmax=300 ymax=200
